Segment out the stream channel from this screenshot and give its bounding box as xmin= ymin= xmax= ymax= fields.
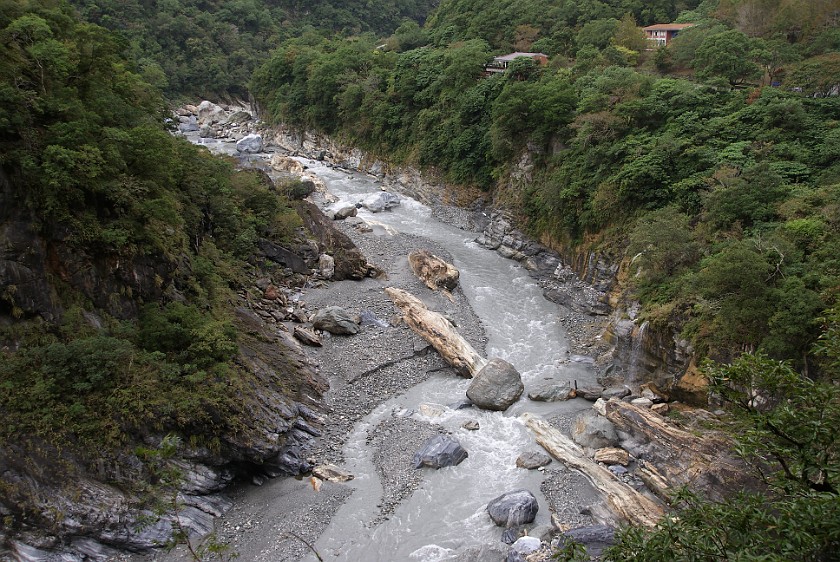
xmin=194 ymin=137 xmax=600 ymax=560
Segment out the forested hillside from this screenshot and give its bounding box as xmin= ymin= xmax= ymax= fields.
xmin=251 ymin=0 xmax=840 ymax=370
xmin=68 ymin=0 xmax=438 ymax=98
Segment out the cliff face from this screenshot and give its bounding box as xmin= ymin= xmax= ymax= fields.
xmin=0 ymin=183 xmax=351 ymax=558
xmin=268 ymin=126 xmax=704 ymax=403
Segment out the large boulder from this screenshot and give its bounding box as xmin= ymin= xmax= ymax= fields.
xmin=361 ymin=191 xmax=400 ymax=212
xmin=236 ymin=133 xmax=263 ymax=153
xmin=562 ymin=525 xmax=616 ymax=559
xmin=197 ymin=100 xmax=224 ymax=124
xmin=486 ymin=490 xmax=539 ymax=528
xmin=178 ymin=115 xmax=199 ymax=132
xmin=408 ymin=249 xmax=460 ymax=292
xmin=571 ymin=410 xmax=619 ymax=449
xmin=412 ymin=434 xmax=468 ymax=469
xmin=270 ymin=154 xmax=305 ymax=173
xmin=331 ymin=203 xmax=358 ymax=220
xmin=311 ymin=306 xmax=360 ymax=335
xmin=466 ymin=358 xmax=523 ymax=411
xmin=318 ymin=254 xmax=335 ymax=279
xmin=515 ymin=451 xmax=552 ymax=470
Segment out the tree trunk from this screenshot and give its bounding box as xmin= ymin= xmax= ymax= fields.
xmin=521 ymin=413 xmax=664 ymax=528
xmin=384 ymin=287 xmax=487 ymax=377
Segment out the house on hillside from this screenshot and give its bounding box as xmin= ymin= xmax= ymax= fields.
xmin=643 ymin=23 xmax=694 ymax=47
xmin=485 ymin=52 xmax=548 ymax=74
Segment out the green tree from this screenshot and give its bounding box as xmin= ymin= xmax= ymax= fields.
xmin=693 ymin=29 xmax=762 ymax=86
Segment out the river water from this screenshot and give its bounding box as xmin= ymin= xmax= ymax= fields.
xmin=294 ymin=161 xmax=598 ymax=561
xmin=189 ymin=136 xmax=598 ymax=560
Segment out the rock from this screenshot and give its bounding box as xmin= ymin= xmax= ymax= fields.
xmin=318 ymin=254 xmax=335 ymax=279
xmin=650 ymin=403 xmax=670 ymax=415
xmin=178 ymin=116 xmax=199 ymax=132
xmin=256 ymin=239 xmax=309 ymax=274
xmin=236 ymin=133 xmax=263 ymax=153
xmin=412 ymin=434 xmax=468 ymax=469
xmin=311 ymin=306 xmax=360 ymax=335
xmin=528 ymin=525 xmax=555 ymax=542
xmin=463 ymin=420 xmax=480 ymax=431
xmin=511 ymin=536 xmax=541 ymax=555
xmin=225 ymin=110 xmax=252 ymax=124
xmin=198 ymin=124 xmax=213 ymax=138
xmin=197 ymin=100 xmax=224 ymax=124
xmin=312 ymin=464 xmax=354 ymax=482
xmin=602 ymin=386 xmax=632 ymax=400
xmin=418 ymin=403 xmax=447 ymax=418
xmin=293 ymin=326 xmax=322 ymax=347
xmin=452 ymin=545 xmax=508 ymax=561
xmin=263 ymin=284 xmax=282 ymax=301
xmin=487 ymin=490 xmax=539 ymax=528
xmin=270 ymin=154 xmax=305 ymax=173
xmin=640 ymin=382 xmax=669 ymax=403
xmin=295 ymin=201 xmax=370 ymax=280
xmin=575 ymin=386 xmax=604 ymax=401
xmin=408 ymin=249 xmax=460 ymax=292
xmin=562 ymin=525 xmax=616 ymax=558
xmin=515 ymin=451 xmax=552 ymax=469
xmin=502 ymin=527 xmax=525 ymax=545
xmin=359 ymin=310 xmax=389 ymax=328
xmin=527 ymin=381 xmax=573 ymax=402
xmin=183 ymin=104 xmax=198 ymax=114
xmin=592 ymin=398 xmax=608 ymax=416
xmin=449 ymin=398 xmax=473 ymax=410
xmin=631 ymin=397 xmax=654 ymax=408
xmin=594 ymin=447 xmax=630 ymax=466
xmin=608 ymin=465 xmax=628 ymax=475
xmin=571 ymin=410 xmax=619 ymax=449
xmin=361 ymin=191 xmax=400 ymax=212
xmin=331 ymin=203 xmax=358 ymax=220
xmin=466 ymin=358 xmax=524 ymax=411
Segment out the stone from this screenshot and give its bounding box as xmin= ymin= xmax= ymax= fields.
xmin=487 ymin=490 xmax=539 ymax=528
xmin=197 ymin=100 xmax=224 ymax=124
xmin=515 ymin=451 xmax=552 ymax=470
xmin=312 ymin=464 xmax=354 ymax=482
xmin=263 ymin=284 xmax=281 ymax=301
xmin=575 ymin=386 xmax=604 ymax=401
xmin=650 ymin=403 xmax=670 ymax=415
xmin=502 ymin=527 xmax=525 ymax=545
xmin=311 ymin=306 xmax=360 ymax=335
xmin=463 ymin=420 xmax=480 ymax=431
xmin=592 ymin=398 xmax=608 ymax=416
xmin=608 ymin=465 xmax=628 ymax=475
xmin=602 ymin=386 xmax=632 ymax=400
xmin=236 ymin=133 xmax=263 ymax=153
xmin=640 ymin=382 xmax=669 ymax=403
xmin=198 ymin=124 xmax=213 ymax=138
xmin=331 ymin=203 xmax=358 ymax=220
xmin=594 ymin=447 xmax=630 ymax=466
xmin=225 ymin=110 xmax=252 ymax=124
xmin=631 ymin=397 xmax=654 ymax=408
xmin=412 ymin=434 xmax=468 ymax=469
xmin=293 ymin=326 xmax=322 ymax=347
xmin=527 ymin=381 xmax=573 ymax=402
xmin=466 ymin=358 xmax=524 ymax=411
xmin=562 ymin=525 xmax=616 ymax=558
xmin=178 ymin=116 xmax=199 ymax=132
xmin=408 ymin=249 xmax=460 ymax=291
xmin=418 ymin=403 xmax=447 ymax=418
xmin=361 ymin=191 xmax=400 ymax=212
xmin=318 ymin=254 xmax=335 ymax=279
xmin=511 ymin=536 xmax=541 ymax=555
xmin=571 ymin=410 xmax=619 ymax=449
xmin=270 ymin=154 xmax=305 ymax=173
xmin=528 ymin=525 xmax=555 ymax=542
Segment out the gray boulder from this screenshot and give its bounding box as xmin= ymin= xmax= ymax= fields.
xmin=571 ymin=410 xmax=619 ymax=449
xmin=602 ymin=386 xmax=632 ymax=399
xmin=318 ymin=254 xmax=335 ymax=279
xmin=487 ymin=489 xmax=539 ymax=528
xmin=197 ymin=100 xmax=224 ymax=124
xmin=527 ymin=380 xmax=573 ymax=402
xmin=562 ymin=525 xmax=616 ymax=558
xmin=515 ymin=451 xmax=552 ymax=469
xmin=198 ymin=124 xmax=213 ymax=138
xmin=331 ymin=204 xmax=358 ymax=220
xmin=178 ymin=115 xmax=199 ymax=132
xmin=236 ymin=133 xmax=263 ymax=153
xmin=225 ymin=110 xmax=252 ymax=125
xmin=361 ymin=191 xmax=400 ymax=212
xmin=466 ymin=358 xmax=523 ymax=411
xmin=312 ymin=306 xmax=360 ymax=335
xmin=412 ymin=434 xmax=468 ymax=469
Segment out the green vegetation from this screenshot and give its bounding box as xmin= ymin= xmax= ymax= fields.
xmin=68 ymin=0 xmax=438 ymax=98
xmin=0 ymin=0 xmax=301 ymax=474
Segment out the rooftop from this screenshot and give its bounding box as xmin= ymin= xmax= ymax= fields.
xmin=643 ymin=23 xmax=695 ymax=31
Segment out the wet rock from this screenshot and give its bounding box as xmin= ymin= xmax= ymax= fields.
xmin=412 ymin=435 xmax=468 ymax=469
xmin=466 ymin=358 xmax=524 ymax=411
xmin=516 ymin=451 xmax=552 ymax=470
xmin=571 ymin=410 xmax=619 ymax=449
xmin=361 ymin=191 xmax=400 ymax=212
xmin=311 ymin=306 xmax=360 ymax=335
xmin=463 ymin=420 xmax=480 ymax=431
xmin=528 ymin=381 xmax=573 ymax=402
xmin=487 ymin=490 xmax=539 ymax=528
xmin=449 ymin=398 xmax=473 ymax=410
xmin=236 ymin=133 xmax=263 ymax=153
xmin=453 ymin=545 xmax=508 ymax=561
xmin=502 ymin=527 xmax=526 ymax=545
xmin=293 ymin=326 xmax=322 ymax=347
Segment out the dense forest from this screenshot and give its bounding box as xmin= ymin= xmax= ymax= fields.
xmin=1 ymin=0 xmax=839 ymax=558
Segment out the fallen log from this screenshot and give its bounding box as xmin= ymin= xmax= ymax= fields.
xmin=408 ymin=250 xmax=460 ymax=301
xmin=385 ymin=287 xmax=487 ymax=376
xmin=521 ymin=412 xmax=664 ymax=528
